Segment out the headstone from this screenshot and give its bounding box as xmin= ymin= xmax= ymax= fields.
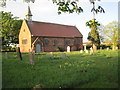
xmin=33 ymin=84 xmax=44 ymax=89
xmin=80 ymin=50 xmax=83 ymax=53
xmin=90 ymin=47 xmax=93 ymax=55
xmin=16 ymin=47 xmax=22 ymax=61
xmin=67 ymin=46 xmax=70 ymax=52
xmin=50 ymin=52 xmax=53 ymax=54
xmin=83 ymin=44 xmax=86 ymax=51
xmin=49 ymin=52 xmax=54 ymax=59
xmin=107 ymin=47 xmax=109 ymax=51
xmin=115 ymin=47 xmax=118 ymax=50
xmin=85 ymin=50 xmax=88 ymax=53
xmin=112 ymin=45 xmax=115 ymax=50
xmin=100 ymin=47 xmax=102 ymax=50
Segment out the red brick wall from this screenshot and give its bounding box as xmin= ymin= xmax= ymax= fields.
xmin=32 ymin=37 xmax=83 ymax=52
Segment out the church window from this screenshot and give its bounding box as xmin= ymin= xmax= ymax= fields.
xmin=43 ymin=39 xmax=49 ymax=47
xmin=52 ymin=40 xmax=57 ymax=46
xmin=22 ymin=39 xmax=27 ymax=44
xmin=64 ymin=40 xmax=70 ymax=46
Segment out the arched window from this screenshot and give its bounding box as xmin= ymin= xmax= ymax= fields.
xmin=43 ymin=39 xmax=49 ymax=47
xmin=52 ymin=40 xmax=58 ymax=46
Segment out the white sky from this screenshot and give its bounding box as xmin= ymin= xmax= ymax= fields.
xmin=0 ymin=0 xmax=119 ymax=42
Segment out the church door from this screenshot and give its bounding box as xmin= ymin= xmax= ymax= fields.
xmin=36 ymin=44 xmax=41 ymax=53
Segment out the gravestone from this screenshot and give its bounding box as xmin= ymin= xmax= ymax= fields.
xmin=49 ymin=52 xmax=54 ymax=59
xmin=112 ymin=45 xmax=116 ymax=50
xmin=83 ymin=44 xmax=86 ymax=51
xmin=67 ymin=46 xmax=70 ymax=52
xmin=80 ymin=50 xmax=83 ymax=53
xmin=115 ymin=47 xmax=118 ymax=50
xmin=100 ymin=47 xmax=102 ymax=50
xmin=107 ymin=47 xmax=109 ymax=51
xmin=85 ymin=50 xmax=88 ymax=53
xmin=50 ymin=52 xmax=53 ymax=54
xmin=90 ymin=47 xmax=94 ymax=55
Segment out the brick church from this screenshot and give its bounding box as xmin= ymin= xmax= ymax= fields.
xmin=19 ymin=6 xmax=83 ymax=53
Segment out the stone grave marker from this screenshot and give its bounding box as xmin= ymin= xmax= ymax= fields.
xmin=115 ymin=47 xmax=118 ymax=50
xmin=90 ymin=47 xmax=94 ymax=55
xmin=67 ymin=46 xmax=70 ymax=52
xmin=85 ymin=50 xmax=89 ymax=53
xmin=83 ymin=44 xmax=86 ymax=51
xmin=107 ymin=47 xmax=109 ymax=51
xmin=80 ymin=50 xmax=83 ymax=53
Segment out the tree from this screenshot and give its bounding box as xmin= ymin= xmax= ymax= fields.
xmin=86 ymin=19 xmax=101 ymax=51
xmin=101 ymin=21 xmax=119 ymax=50
xmin=1 ymin=11 xmax=22 ymax=48
xmin=1 ymin=0 xmax=103 ymax=13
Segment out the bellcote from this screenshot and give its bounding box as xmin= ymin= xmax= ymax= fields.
xmin=26 ymin=6 xmax=32 ymax=23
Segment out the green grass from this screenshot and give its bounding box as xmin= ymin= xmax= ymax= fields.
xmin=2 ymin=50 xmax=119 ymax=88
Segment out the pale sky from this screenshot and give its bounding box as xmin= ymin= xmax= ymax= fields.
xmin=0 ymin=0 xmax=119 ymax=42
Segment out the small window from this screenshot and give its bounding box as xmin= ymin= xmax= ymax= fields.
xmin=22 ymin=39 xmax=27 ymax=44
xmin=52 ymin=40 xmax=57 ymax=46
xmin=64 ymin=40 xmax=70 ymax=46
xmin=43 ymin=39 xmax=49 ymax=47
xmin=74 ymin=38 xmax=80 ymax=45
xmin=23 ymin=29 xmax=25 ymax=32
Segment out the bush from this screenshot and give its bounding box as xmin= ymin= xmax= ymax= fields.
xmin=86 ymin=45 xmax=92 ymax=50
xmin=58 ymin=47 xmax=65 ymax=52
xmin=85 ymin=44 xmax=112 ymax=50
xmin=98 ymin=45 xmax=112 ymax=49
xmin=1 ymin=46 xmax=16 ymax=52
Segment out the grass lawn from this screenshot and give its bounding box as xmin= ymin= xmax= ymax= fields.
xmin=2 ymin=50 xmax=119 ymax=88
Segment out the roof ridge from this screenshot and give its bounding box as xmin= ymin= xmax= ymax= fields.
xmin=31 ymin=20 xmax=75 ymax=27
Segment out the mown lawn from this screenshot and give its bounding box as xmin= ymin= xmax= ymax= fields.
xmin=2 ymin=50 xmax=119 ymax=88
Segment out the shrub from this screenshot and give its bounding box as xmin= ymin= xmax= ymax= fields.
xmin=86 ymin=45 xmax=92 ymax=50
xmin=1 ymin=46 xmax=16 ymax=52
xmin=98 ymin=45 xmax=112 ymax=49
xmin=58 ymin=47 xmax=65 ymax=52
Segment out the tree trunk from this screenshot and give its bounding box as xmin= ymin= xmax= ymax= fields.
xmin=29 ymin=49 xmax=35 ymax=65
xmin=16 ymin=47 xmax=22 ymax=61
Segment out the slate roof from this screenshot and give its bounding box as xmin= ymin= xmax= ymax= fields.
xmin=27 ymin=20 xmax=83 ymax=38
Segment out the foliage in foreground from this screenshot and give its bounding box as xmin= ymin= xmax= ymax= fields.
xmin=2 ymin=50 xmax=119 ymax=88
xmin=1 ymin=11 xmax=22 ymax=47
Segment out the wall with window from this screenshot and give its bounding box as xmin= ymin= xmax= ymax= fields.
xmin=33 ymin=37 xmax=83 ymax=52
xmin=19 ymin=20 xmax=32 ymax=52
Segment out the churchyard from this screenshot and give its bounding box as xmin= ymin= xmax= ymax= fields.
xmin=2 ymin=49 xmax=119 ymax=88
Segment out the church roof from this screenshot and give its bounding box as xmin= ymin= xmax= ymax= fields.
xmin=26 ymin=20 xmax=83 ymax=38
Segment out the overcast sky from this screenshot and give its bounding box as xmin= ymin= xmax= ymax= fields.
xmin=0 ymin=0 xmax=119 ymax=42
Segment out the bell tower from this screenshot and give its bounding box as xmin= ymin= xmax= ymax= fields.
xmin=26 ymin=6 xmax=32 ymax=23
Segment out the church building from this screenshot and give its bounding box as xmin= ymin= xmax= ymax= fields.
xmin=19 ymin=6 xmax=83 ymax=53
